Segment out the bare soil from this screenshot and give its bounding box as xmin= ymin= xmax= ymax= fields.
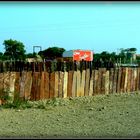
xmin=0 ymin=93 xmax=140 ymax=138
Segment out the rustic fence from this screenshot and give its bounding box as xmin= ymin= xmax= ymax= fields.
xmin=0 ymin=60 xmax=115 ymax=73
xmin=0 ymin=61 xmax=139 ymax=101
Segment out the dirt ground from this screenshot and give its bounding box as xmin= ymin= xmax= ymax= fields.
xmin=0 ymin=92 xmax=140 ymax=138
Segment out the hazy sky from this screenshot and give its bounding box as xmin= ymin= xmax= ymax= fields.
xmin=0 ymin=2 xmax=140 ymax=54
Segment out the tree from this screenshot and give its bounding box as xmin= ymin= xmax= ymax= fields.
xmin=39 ymin=46 xmax=65 ymax=59
xmin=3 ymin=39 xmax=26 ymax=61
xmin=26 ymin=52 xmax=36 ymax=58
xmin=128 ymin=48 xmax=137 ymax=52
xmin=0 ymin=52 xmax=4 ymax=60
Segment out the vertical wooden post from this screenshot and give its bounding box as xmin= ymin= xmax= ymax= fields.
xmin=31 ymin=72 xmax=39 ymax=101
xmin=109 ymin=68 xmax=114 ymax=94
xmin=76 ymin=70 xmax=81 ymax=97
xmin=24 ymin=72 xmax=32 ymax=100
xmin=58 ymin=71 xmax=64 ymax=98
xmin=67 ymin=71 xmax=73 ymax=97
xmin=49 ymin=72 xmax=55 ymax=98
xmin=89 ymin=70 xmax=94 ymax=96
xmin=133 ymin=68 xmax=137 ymax=92
xmin=93 ymin=70 xmax=98 ymax=95
xmin=120 ymin=68 xmax=125 ymax=93
xmin=137 ymin=68 xmax=140 ymax=91
xmin=63 ymin=71 xmax=68 ymax=98
xmin=7 ymin=72 xmax=16 ymax=102
xmin=136 ymin=68 xmax=139 ymax=91
xmin=84 ymin=69 xmax=90 ymax=96
xmin=105 ymin=70 xmax=109 ymax=95
xmin=72 ymin=71 xmax=77 ymax=97
xmin=39 ymin=72 xmax=44 ymax=100
xmin=36 ymin=72 xmax=41 ymax=100
xmin=19 ymin=71 xmax=26 ymax=100
xmin=124 ymin=68 xmax=128 ymax=93
xmin=44 ymin=72 xmax=50 ymax=99
xmin=80 ymin=70 xmax=86 ymax=97
xmin=97 ymin=68 xmax=101 ymax=95
xmin=127 ymin=68 xmax=131 ymax=93
xmin=101 ymin=68 xmax=106 ymax=94
xmin=113 ymin=68 xmax=117 ymax=94
xmin=14 ymin=72 xmax=20 ymax=100
xmin=54 ymin=71 xmax=59 ymax=98
xmin=130 ymin=68 xmax=134 ymax=92
xmin=116 ymin=67 xmax=121 ymax=94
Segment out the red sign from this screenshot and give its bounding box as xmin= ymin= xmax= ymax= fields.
xmin=73 ymin=50 xmax=93 ymax=61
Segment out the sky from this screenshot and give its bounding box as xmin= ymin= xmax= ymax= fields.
xmin=0 ymin=1 xmax=140 ymax=54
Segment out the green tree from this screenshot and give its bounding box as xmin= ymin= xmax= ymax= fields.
xmin=39 ymin=46 xmax=65 ymax=59
xmin=100 ymin=51 xmax=110 ymax=60
xmin=3 ymin=39 xmax=26 ymax=61
xmin=0 ymin=52 xmax=4 ymax=60
xmin=26 ymin=52 xmax=36 ymax=58
xmin=128 ymin=48 xmax=137 ymax=52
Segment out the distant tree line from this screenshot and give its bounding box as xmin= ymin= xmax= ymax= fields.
xmin=0 ymin=39 xmax=139 ymax=66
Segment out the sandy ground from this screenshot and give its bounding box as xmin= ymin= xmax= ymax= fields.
xmin=0 ymin=93 xmax=140 ymax=138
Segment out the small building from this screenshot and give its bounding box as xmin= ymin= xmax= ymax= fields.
xmin=62 ymin=50 xmax=93 ymax=61
xmin=26 ymin=55 xmax=43 ymax=62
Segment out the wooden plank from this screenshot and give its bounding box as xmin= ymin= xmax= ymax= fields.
xmin=130 ymin=68 xmax=133 ymax=92
xmin=89 ymin=70 xmax=94 ymax=96
xmin=63 ymin=71 xmax=68 ymax=98
xmin=109 ymin=68 xmax=114 ymax=94
xmin=137 ymin=68 xmax=140 ymax=91
xmin=80 ymin=70 xmax=86 ymax=97
xmin=3 ymin=72 xmax=10 ymax=93
xmin=84 ymin=69 xmax=90 ymax=96
xmin=113 ymin=68 xmax=117 ymax=94
xmin=76 ymin=70 xmax=81 ymax=97
xmin=124 ymin=68 xmax=128 ymax=93
xmin=133 ymin=68 xmax=137 ymax=92
xmin=67 ymin=71 xmax=73 ymax=97
xmin=101 ymin=68 xmax=106 ymax=94
xmin=19 ymin=71 xmax=26 ymax=99
xmin=50 ymin=72 xmax=55 ymax=98
xmin=39 ymin=72 xmax=44 ymax=100
xmin=105 ymin=70 xmax=109 ymax=95
xmin=138 ymin=68 xmax=140 ymax=91
xmin=31 ymin=72 xmax=38 ymax=101
xmin=128 ymin=68 xmax=132 ymax=92
xmin=72 ymin=71 xmax=77 ymax=97
xmin=36 ymin=72 xmax=41 ymax=100
xmin=116 ymin=68 xmax=121 ymax=94
xmin=54 ymin=71 xmax=59 ymax=98
xmin=127 ymin=68 xmax=131 ymax=93
xmin=44 ymin=72 xmax=50 ymax=99
xmin=130 ymin=68 xmax=134 ymax=92
xmin=24 ymin=72 xmax=32 ymax=100
xmin=14 ymin=72 xmax=20 ymax=100
xmin=136 ymin=68 xmax=139 ymax=91
xmin=132 ymin=68 xmax=136 ymax=92
xmin=120 ymin=68 xmax=125 ymax=93
xmin=93 ymin=70 xmax=98 ymax=95
xmin=58 ymin=71 xmax=64 ymax=98
xmin=97 ymin=68 xmax=102 ymax=95
xmin=9 ymin=72 xmax=16 ymax=95
xmin=6 ymin=72 xmax=16 ymax=102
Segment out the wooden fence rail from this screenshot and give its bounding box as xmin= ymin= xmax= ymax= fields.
xmin=0 ymin=67 xmax=140 ymax=101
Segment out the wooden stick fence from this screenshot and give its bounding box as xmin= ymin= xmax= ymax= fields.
xmin=0 ymin=60 xmax=115 ymax=73
xmin=0 ymin=67 xmax=140 ymax=101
